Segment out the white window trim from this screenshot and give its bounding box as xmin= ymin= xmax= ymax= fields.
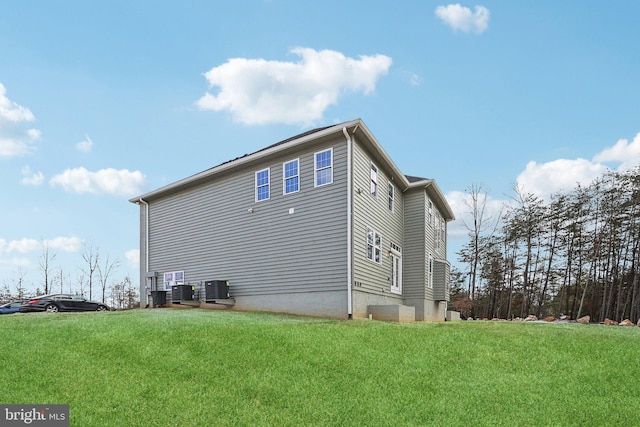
xmin=370 ymin=163 xmax=378 ymax=196
xmin=388 ymin=182 xmax=394 ymax=212
xmin=427 ymin=254 xmax=434 ymax=289
xmin=255 ymin=167 xmax=270 ymax=202
xmin=314 ymin=148 xmax=333 ymax=187
xmin=366 ymin=227 xmax=382 ymax=264
xmin=283 ymin=158 xmax=300 ymax=195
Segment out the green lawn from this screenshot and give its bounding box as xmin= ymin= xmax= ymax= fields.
xmin=2 ymin=309 xmax=638 ymax=426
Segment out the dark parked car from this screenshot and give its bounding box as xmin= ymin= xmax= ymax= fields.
xmin=20 ymin=294 xmax=110 ymax=313
xmin=0 ymin=301 xmax=25 ymax=315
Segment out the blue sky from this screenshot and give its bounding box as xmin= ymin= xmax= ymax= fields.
xmin=1 ymin=1 xmax=639 ymax=295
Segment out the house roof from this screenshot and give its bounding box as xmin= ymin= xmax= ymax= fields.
xmin=130 ymin=119 xmax=454 ymax=221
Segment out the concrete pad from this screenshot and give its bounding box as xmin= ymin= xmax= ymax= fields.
xmin=368 ymin=304 xmax=415 ymax=323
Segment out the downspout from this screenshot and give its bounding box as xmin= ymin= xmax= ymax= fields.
xmin=342 ymin=127 xmax=353 ymax=319
xmin=137 ymin=198 xmax=149 ymax=273
xmin=137 ymin=198 xmax=150 ymax=308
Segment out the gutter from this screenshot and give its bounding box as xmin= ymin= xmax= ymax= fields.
xmin=342 ymin=127 xmax=353 ymax=319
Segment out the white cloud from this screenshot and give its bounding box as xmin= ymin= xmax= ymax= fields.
xmin=46 ymin=236 xmax=83 ymax=253
xmin=49 ymin=167 xmax=146 ymax=196
xmin=76 ymin=134 xmax=94 ymax=153
xmin=125 ymin=249 xmax=139 ymax=269
xmin=435 ymin=4 xmax=490 ymax=34
xmin=21 ymin=166 xmax=45 ymax=186
xmin=0 ymin=236 xmax=82 ymax=254
xmin=593 ymin=133 xmax=640 ymax=170
xmin=0 ymin=83 xmax=35 ymax=122
xmin=516 ymin=132 xmax=640 ymax=200
xmin=196 ymin=47 xmax=392 ymax=126
xmin=0 ymin=238 xmax=41 ymax=254
xmin=516 ymin=158 xmax=609 ymax=199
xmin=0 ymin=83 xmax=40 ymax=158
xmin=0 ymin=257 xmax=31 ymax=271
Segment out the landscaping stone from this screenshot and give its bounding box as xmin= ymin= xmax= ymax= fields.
xmin=524 ymin=315 xmax=538 ymax=322
xmin=604 ymin=318 xmax=618 ymax=326
xmin=577 ymin=315 xmax=590 ymax=324
xmin=544 ymin=316 xmax=556 ymax=322
xmin=619 ymin=319 xmax=634 ymax=326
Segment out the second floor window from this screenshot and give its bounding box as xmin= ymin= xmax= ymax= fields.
xmin=255 ymin=168 xmax=270 ymax=201
xmin=388 ymin=183 xmax=394 ymax=212
xmin=428 ymin=200 xmax=434 ymax=227
xmin=370 ymin=164 xmax=378 ymax=196
xmin=283 ymin=159 xmax=299 ymax=194
xmin=315 ymin=148 xmax=333 ymax=187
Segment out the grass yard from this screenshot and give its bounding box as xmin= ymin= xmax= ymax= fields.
xmin=1 ymin=309 xmax=639 ymax=426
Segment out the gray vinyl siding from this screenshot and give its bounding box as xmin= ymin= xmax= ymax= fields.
xmin=432 ymin=259 xmax=450 ymax=301
xmin=352 ymin=138 xmax=404 ymax=297
xmin=146 ymin=138 xmax=348 ymax=301
xmin=403 ymin=190 xmax=426 ymax=299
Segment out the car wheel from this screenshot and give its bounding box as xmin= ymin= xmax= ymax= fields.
xmin=96 ymin=305 xmax=107 ymax=311
xmin=45 ymin=304 xmax=59 ymax=313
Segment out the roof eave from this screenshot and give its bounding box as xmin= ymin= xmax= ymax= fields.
xmin=129 ymin=119 xmax=363 ymax=203
xmin=351 ymin=123 xmax=411 ymax=190
xmin=407 ymin=179 xmax=455 ymax=221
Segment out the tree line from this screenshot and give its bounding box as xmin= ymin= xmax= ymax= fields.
xmin=1 ymin=242 xmax=138 ymax=310
xmin=453 ymin=165 xmax=640 ymax=323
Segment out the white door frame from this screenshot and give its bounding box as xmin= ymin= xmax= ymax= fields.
xmin=390 ymin=247 xmax=402 ymax=295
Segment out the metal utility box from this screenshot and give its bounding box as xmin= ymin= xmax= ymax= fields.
xmin=204 ymin=280 xmax=230 ymax=301
xmin=171 ymin=284 xmax=194 ymax=303
xmin=151 ymin=290 xmax=167 ymax=307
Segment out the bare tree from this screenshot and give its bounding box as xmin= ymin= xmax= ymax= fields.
xmin=98 ymin=254 xmax=119 ymax=303
xmin=459 ymin=183 xmax=502 ymax=316
xmin=77 ymin=273 xmax=86 ymax=297
xmin=14 ymin=268 xmax=28 ymax=300
xmin=39 ymin=242 xmax=57 ymax=294
xmin=123 ymin=275 xmax=139 ymax=309
xmin=80 ymin=242 xmax=100 ymax=300
xmin=1 ymin=282 xmax=12 ymax=303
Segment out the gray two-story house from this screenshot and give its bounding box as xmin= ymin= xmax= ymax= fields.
xmin=130 ymin=119 xmax=454 ymax=321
